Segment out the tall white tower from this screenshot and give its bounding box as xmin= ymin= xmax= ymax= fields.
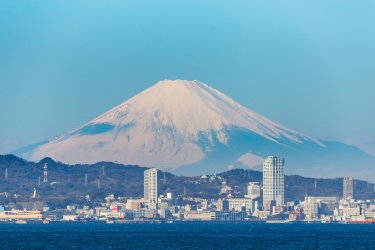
xmin=343 ymin=177 xmax=354 ymax=199
xmin=263 ymin=156 xmax=285 ymax=208
xmin=144 ymin=168 xmax=158 ymax=209
xmin=43 ymin=163 xmax=48 ymax=183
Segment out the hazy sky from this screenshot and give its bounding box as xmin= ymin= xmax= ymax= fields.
xmin=0 ymin=0 xmax=374 ymax=155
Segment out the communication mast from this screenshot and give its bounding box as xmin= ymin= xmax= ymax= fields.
xmin=43 ymin=163 xmax=48 ymax=183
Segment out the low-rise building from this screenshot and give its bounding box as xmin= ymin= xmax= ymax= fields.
xmin=228 ymin=198 xmax=253 ymax=212
xmin=215 ymin=211 xmax=246 ymax=221
xmin=0 ymin=210 xmax=42 ymax=221
xmin=184 ymin=211 xmax=214 ymax=221
xmin=125 ymin=199 xmax=143 ymax=211
xmin=62 ymin=214 xmax=78 ymax=221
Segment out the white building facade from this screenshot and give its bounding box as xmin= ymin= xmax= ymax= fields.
xmin=263 ymin=156 xmax=285 ymax=208
xmin=228 ymin=198 xmax=253 ymax=212
xmin=245 ymin=182 xmax=261 ymax=199
xmin=144 ymin=168 xmax=158 ymax=209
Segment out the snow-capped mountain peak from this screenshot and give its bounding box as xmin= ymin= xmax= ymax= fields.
xmin=88 ymin=79 xmax=318 ymax=144
xmin=24 ymin=79 xmax=323 ymax=171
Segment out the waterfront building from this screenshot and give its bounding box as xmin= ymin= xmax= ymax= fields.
xmin=306 ymin=196 xmax=339 ymax=212
xmin=133 ymin=208 xmax=157 ymax=219
xmin=144 ymin=168 xmax=158 ymax=209
xmin=158 ymin=208 xmax=173 ymax=219
xmin=272 ymin=205 xmax=284 ymax=215
xmin=338 ymin=207 xmax=361 ymax=217
xmin=303 ymin=197 xmax=320 ymax=220
xmin=184 ymin=211 xmax=215 ymax=221
xmin=335 ymin=198 xmax=361 ymax=218
xmin=216 ymin=198 xmax=254 ymax=213
xmin=228 ymin=198 xmax=253 ymax=212
xmin=215 ymin=211 xmax=246 ymax=221
xmin=263 ymin=156 xmax=285 ymax=208
xmin=245 ymin=182 xmax=261 ymax=199
xmin=125 ymin=199 xmax=143 ymax=211
xmin=253 ymin=210 xmax=271 ymax=219
xmin=96 ymin=209 xmax=122 ymax=219
xmin=365 ymin=210 xmax=375 ymax=219
xmin=62 ymin=214 xmax=78 ymax=221
xmin=216 ymin=199 xmax=229 ymax=211
xmin=0 ymin=210 xmax=42 ymax=221
xmin=343 ymin=177 xmax=354 ymax=199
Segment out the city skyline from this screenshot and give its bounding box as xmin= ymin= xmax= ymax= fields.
xmin=0 ymin=155 xmax=372 ymax=225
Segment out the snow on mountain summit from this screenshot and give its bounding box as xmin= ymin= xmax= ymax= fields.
xmin=91 ymin=79 xmax=317 ymax=144
xmin=26 ymin=79 xmax=322 ymax=169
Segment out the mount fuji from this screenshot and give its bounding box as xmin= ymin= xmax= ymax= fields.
xmin=15 ymin=80 xmax=375 ymax=180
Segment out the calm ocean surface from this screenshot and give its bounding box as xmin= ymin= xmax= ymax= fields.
xmin=0 ymin=222 xmax=374 ymax=249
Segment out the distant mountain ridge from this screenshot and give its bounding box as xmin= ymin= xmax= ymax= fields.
xmin=13 ymin=79 xmax=375 ymax=180
xmin=1 ymin=154 xmax=374 ymax=208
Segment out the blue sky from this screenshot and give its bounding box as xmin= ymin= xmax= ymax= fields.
xmin=0 ymin=0 xmax=374 ymax=155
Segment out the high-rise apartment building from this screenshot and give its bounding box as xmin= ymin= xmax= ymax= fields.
xmin=263 ymin=156 xmax=285 ymax=208
xmin=343 ymin=177 xmax=354 ymax=199
xmin=144 ymin=168 xmax=158 ymax=209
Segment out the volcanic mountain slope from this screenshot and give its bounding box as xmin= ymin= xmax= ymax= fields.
xmin=15 ymin=80 xmax=375 ymax=180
